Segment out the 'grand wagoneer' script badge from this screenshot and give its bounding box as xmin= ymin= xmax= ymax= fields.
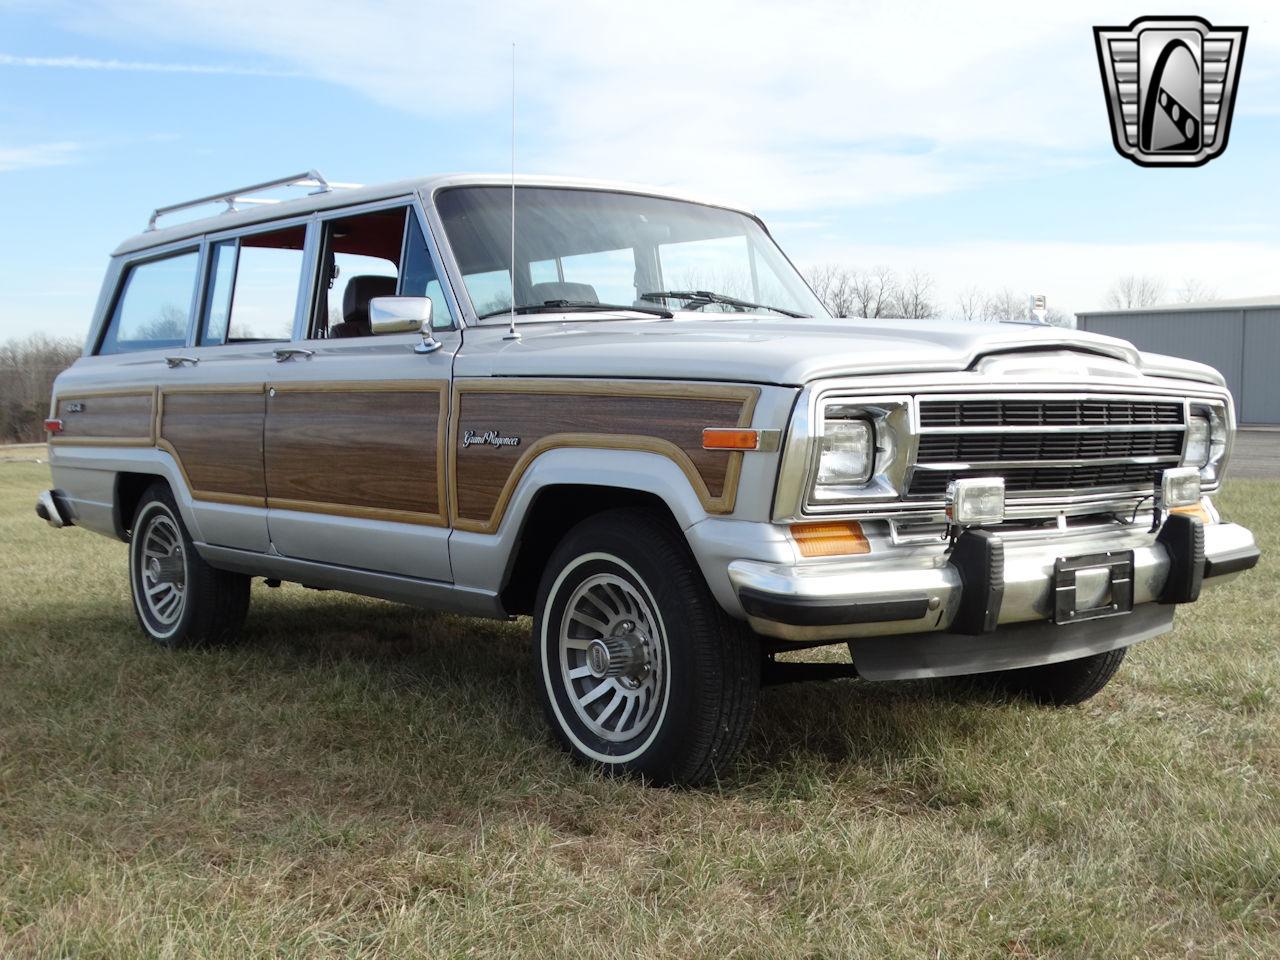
xmin=463 ymin=429 xmax=521 ymax=449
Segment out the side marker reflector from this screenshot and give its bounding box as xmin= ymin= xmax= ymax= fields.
xmin=44 ymin=419 xmax=64 ymax=434
xmin=702 ymin=428 xmax=759 ymax=450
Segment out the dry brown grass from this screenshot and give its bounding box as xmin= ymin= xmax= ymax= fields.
xmin=1 ymin=460 xmax=1277 ymax=958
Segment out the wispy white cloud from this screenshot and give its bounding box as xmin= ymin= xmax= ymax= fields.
xmin=0 ymin=141 xmax=81 ymax=173
xmin=0 ymin=52 xmax=300 ymax=77
xmin=43 ymin=0 xmax=1280 ymax=211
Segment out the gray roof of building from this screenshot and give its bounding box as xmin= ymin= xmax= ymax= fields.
xmin=1076 ymin=294 xmax=1280 ymax=317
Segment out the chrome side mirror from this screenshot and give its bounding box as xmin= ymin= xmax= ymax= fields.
xmin=369 ymin=296 xmax=442 ymax=354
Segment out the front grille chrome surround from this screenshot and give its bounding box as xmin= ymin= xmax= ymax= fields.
xmin=772 ymin=379 xmax=1235 ymax=526
xmin=908 ymin=393 xmax=1186 ymax=501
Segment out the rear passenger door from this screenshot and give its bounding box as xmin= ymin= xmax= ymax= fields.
xmin=156 ymin=220 xmax=311 ymax=553
xmin=261 ymin=200 xmax=460 ymax=583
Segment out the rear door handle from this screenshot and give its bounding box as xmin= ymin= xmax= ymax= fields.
xmin=273 ymin=348 xmax=315 ymax=363
xmin=165 ymin=355 xmax=199 ymax=368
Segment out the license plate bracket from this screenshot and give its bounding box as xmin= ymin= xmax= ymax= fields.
xmin=1053 ymin=551 xmax=1134 ymax=625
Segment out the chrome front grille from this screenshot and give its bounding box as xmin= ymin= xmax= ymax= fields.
xmin=909 ymin=395 xmax=1187 ymax=500
xmin=919 ymin=398 xmax=1184 ymax=428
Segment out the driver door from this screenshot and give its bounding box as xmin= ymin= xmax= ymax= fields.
xmin=262 ymin=201 xmax=460 ymax=582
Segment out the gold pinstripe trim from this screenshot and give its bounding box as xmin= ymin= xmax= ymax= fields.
xmin=448 ymin=379 xmax=759 ymax=535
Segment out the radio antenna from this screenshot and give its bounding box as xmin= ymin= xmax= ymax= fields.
xmin=504 ymin=42 xmax=520 ymax=341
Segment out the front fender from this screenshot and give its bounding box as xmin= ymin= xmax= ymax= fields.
xmin=449 ymin=446 xmax=729 ymax=598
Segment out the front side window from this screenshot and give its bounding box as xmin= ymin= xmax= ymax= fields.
xmin=99 ymin=250 xmax=199 ymax=354
xmin=310 ymin=206 xmax=454 ymax=338
xmin=435 ymin=186 xmax=828 ymax=321
xmin=199 ymin=225 xmax=306 ymax=345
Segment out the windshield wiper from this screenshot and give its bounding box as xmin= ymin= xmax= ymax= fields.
xmin=640 ymin=290 xmax=808 ymax=319
xmin=477 ymin=300 xmax=673 ymax=320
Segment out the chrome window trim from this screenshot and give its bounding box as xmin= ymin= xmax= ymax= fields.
xmin=773 ymin=379 xmax=1237 ymax=525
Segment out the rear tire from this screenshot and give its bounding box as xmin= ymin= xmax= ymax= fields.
xmin=533 ymin=508 xmax=760 ymax=786
xmin=987 ymin=647 xmax=1127 ymax=705
xmin=128 ymin=483 xmax=250 ymax=648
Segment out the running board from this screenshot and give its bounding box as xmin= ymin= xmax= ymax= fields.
xmin=195 ymin=544 xmax=506 ymax=619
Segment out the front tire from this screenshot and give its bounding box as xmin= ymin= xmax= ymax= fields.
xmin=533 ymin=508 xmax=759 ymax=786
xmin=128 ymin=483 xmax=250 ymax=648
xmin=986 ymin=647 xmax=1127 ymax=705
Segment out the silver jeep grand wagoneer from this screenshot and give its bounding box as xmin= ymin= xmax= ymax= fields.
xmin=39 ymin=171 xmax=1260 ymax=785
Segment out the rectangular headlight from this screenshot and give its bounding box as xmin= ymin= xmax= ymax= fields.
xmin=772 ymin=393 xmax=912 ymax=520
xmin=1183 ymin=401 xmax=1229 ymax=485
xmin=816 ymin=418 xmax=873 ymax=489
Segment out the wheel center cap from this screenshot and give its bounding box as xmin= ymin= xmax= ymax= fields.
xmin=586 ymin=639 xmax=612 ymax=678
xmin=585 ymin=622 xmax=651 ymax=682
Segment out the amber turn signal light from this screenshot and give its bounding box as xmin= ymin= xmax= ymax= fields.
xmin=1170 ymin=501 xmax=1212 ymax=524
xmin=702 ymin=428 xmax=759 ymax=450
xmin=789 ymin=520 xmax=870 ymax=558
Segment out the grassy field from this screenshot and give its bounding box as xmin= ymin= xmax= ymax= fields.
xmin=1 ymin=460 xmax=1277 ymax=959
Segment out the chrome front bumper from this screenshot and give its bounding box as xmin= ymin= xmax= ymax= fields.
xmin=728 ymin=520 xmax=1259 ymax=646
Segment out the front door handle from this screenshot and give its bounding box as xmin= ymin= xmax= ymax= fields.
xmin=165 ymin=355 xmax=199 ymax=368
xmin=273 ymin=348 xmax=315 ymax=363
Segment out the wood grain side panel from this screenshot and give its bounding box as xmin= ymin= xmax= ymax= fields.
xmin=264 ymin=387 xmax=445 ymax=522
xmin=453 ymin=386 xmax=756 ymax=531
xmin=53 ymin=389 xmax=155 ymax=444
xmin=159 ymin=390 xmax=266 ymax=503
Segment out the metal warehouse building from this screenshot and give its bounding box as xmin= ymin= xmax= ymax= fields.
xmin=1076 ymin=296 xmax=1280 ymax=427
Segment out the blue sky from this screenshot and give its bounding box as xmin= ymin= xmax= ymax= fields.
xmin=1 ymin=0 xmax=1277 ymax=341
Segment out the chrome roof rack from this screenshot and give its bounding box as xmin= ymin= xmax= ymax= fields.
xmin=145 ymin=169 xmax=362 ymax=231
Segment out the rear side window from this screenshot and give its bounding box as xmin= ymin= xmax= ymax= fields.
xmin=200 ymin=224 xmax=307 ymax=345
xmin=98 ymin=251 xmax=199 ymax=354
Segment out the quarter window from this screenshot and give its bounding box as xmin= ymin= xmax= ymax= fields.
xmin=99 ymin=250 xmax=199 ymax=354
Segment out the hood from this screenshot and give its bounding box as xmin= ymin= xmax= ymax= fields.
xmin=455 ymin=314 xmax=1225 ymax=388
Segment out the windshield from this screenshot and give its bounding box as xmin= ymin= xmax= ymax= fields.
xmin=435 ymin=186 xmax=828 ymax=321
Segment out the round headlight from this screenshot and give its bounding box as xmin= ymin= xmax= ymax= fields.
xmin=817 ymin=419 xmax=873 ymax=487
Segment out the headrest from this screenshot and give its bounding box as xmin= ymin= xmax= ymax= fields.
xmin=530 ymin=281 xmax=599 ymax=305
xmin=342 ymin=274 xmax=398 ymax=325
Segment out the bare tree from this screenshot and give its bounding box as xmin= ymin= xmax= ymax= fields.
xmin=1042 ymin=306 xmax=1074 ymax=328
xmin=848 ymin=266 xmax=898 ymax=319
xmin=1175 ymin=278 xmax=1218 ymax=304
xmin=1106 ymin=274 xmax=1165 ymax=310
xmin=983 ymin=288 xmax=1026 ymax=323
xmin=891 ymin=270 xmax=937 ymax=319
xmin=955 ymin=287 xmax=986 ymax=322
xmin=0 ymin=334 xmax=83 ymax=443
xmin=803 ymin=264 xmax=859 ymax=317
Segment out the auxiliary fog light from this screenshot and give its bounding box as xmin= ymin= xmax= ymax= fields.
xmin=945 ymin=477 xmax=1006 ymax=526
xmin=1158 ymin=467 xmax=1202 ymax=511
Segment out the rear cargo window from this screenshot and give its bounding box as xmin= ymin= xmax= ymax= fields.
xmin=98 ymin=250 xmax=199 ymax=354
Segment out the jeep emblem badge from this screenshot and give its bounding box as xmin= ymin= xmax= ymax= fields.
xmin=1094 ymin=16 xmax=1247 ymax=167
